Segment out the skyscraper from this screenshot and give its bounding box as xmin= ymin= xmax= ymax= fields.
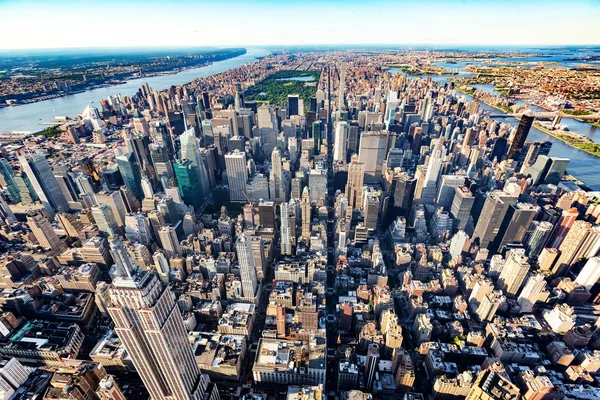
xmin=472 ymin=191 xmax=518 ymax=249
xmin=224 ymin=150 xmax=248 ymax=202
xmin=518 ymin=274 xmax=546 ymax=313
xmin=333 ymin=121 xmax=349 ymax=162
xmin=158 ymin=226 xmax=181 ymax=259
xmin=26 ymin=212 xmax=66 ymax=254
xmin=312 ymin=121 xmax=322 ymax=154
xmin=346 ymin=155 xmax=365 ymax=211
xmin=554 ymin=221 xmax=600 ymax=275
xmin=92 ymin=204 xmax=120 ymax=237
xmin=281 ymin=202 xmax=292 ymax=255
xmin=270 ymin=148 xmax=284 ymax=203
xmin=301 ymin=187 xmax=311 ymax=241
xmin=358 ymin=131 xmax=389 ymax=183
xmin=550 ymin=207 xmax=579 ymax=248
xmin=497 ymin=249 xmax=530 ymax=295
xmin=575 ymin=256 xmax=600 ymax=290
xmin=18 ymin=152 xmax=69 ymax=216
xmin=116 ymin=152 xmax=144 ymax=201
xmin=524 ymin=221 xmax=554 ymax=259
xmin=364 ymin=344 xmax=380 ymax=391
xmin=489 ymin=202 xmax=538 ymax=254
xmin=507 ymin=113 xmax=535 ymax=159
xmin=288 ymin=95 xmax=299 ymax=116
xmin=174 ymin=160 xmax=202 ymax=209
xmin=0 ymin=159 xmax=20 ymax=204
xmin=179 ymin=128 xmax=210 ymax=199
xmin=236 ymin=232 xmax=257 ymax=299
xmin=450 ymin=186 xmax=474 ymax=232
xmin=108 ymin=266 xmax=210 ymax=400
xmin=420 ymin=141 xmax=446 ymax=205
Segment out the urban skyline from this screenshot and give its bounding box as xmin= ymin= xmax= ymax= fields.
xmin=1 ymin=3 xmax=600 ymax=400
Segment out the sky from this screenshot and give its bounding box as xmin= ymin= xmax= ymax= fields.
xmin=0 ymin=0 xmax=599 ymax=50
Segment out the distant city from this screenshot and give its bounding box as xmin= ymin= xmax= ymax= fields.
xmin=1 ymin=39 xmax=600 ymax=400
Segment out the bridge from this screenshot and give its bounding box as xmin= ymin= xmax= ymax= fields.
xmin=487 ymin=110 xmax=600 ymax=121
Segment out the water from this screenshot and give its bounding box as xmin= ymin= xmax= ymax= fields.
xmin=276 ymin=76 xmax=315 ymax=82
xmin=390 ymin=49 xmax=600 ymax=190
xmin=0 ymin=48 xmax=271 ymax=133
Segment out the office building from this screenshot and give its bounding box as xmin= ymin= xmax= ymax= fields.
xmin=115 ymin=152 xmax=144 ymax=201
xmin=18 ymin=152 xmax=69 ymax=216
xmin=302 ymin=187 xmax=311 ymax=241
xmin=554 ymin=221 xmax=600 ymax=275
xmin=26 ymin=212 xmax=66 ymax=254
xmin=497 ymin=249 xmax=530 ymax=295
xmin=108 ymin=266 xmax=210 ymax=400
xmin=334 ymin=121 xmax=349 ymax=162
xmin=364 ymin=344 xmax=380 ymax=391
xmin=236 ymin=232 xmax=257 ymax=299
xmin=225 ymin=150 xmax=248 ymax=202
xmin=450 ymin=186 xmax=474 ymax=231
xmin=174 ymin=160 xmax=202 ymax=209
xmin=490 ymin=202 xmax=538 ymax=254
xmin=158 ymin=226 xmax=181 ymax=259
xmin=466 ymin=370 xmax=520 ymax=400
xmin=288 ymin=95 xmax=299 ymax=116
xmin=507 ymin=114 xmax=535 ymax=159
xmin=575 ymin=256 xmax=600 ymax=290
xmin=524 ymin=221 xmax=554 ymax=259
xmin=472 ymin=191 xmax=518 ymax=249
xmin=518 ymin=274 xmax=546 ymax=313
xmin=358 ymin=131 xmax=389 ymax=183
xmin=346 ymin=155 xmax=365 ymax=211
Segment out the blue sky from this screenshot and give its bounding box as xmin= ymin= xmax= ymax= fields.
xmin=0 ymin=0 xmax=599 ymax=49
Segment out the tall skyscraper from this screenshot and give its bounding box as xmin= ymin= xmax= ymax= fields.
xmin=236 ymin=232 xmax=257 ymax=299
xmin=450 ymin=186 xmax=474 ymax=231
xmin=338 ymin=63 xmax=346 ymax=110
xmin=270 ymin=148 xmax=284 ymax=203
xmin=108 ymin=266 xmax=210 ymax=400
xmin=158 ymin=226 xmax=181 ymax=259
xmin=92 ymin=204 xmax=120 ymax=237
xmin=507 ymin=113 xmax=535 ymax=159
xmin=18 ymin=152 xmax=69 ymax=216
xmin=333 ymin=121 xmax=349 ymax=162
xmin=575 ymin=256 xmax=600 ymax=290
xmin=301 ymin=187 xmax=311 ymax=241
xmin=116 ymin=152 xmax=144 ymax=201
xmin=225 ymin=150 xmax=248 ymax=202
xmin=364 ymin=344 xmax=380 ymax=391
xmin=358 ymin=131 xmax=389 ymax=183
xmin=312 ymin=121 xmax=322 ymax=154
xmin=497 ymin=249 xmax=530 ymax=295
xmin=281 ymin=202 xmax=292 ymax=255
xmin=518 ymin=274 xmax=546 ymax=313
xmin=288 ymin=95 xmax=299 ymax=117
xmin=26 ymin=212 xmax=66 ymax=254
xmin=174 ymin=160 xmax=202 ymax=210
xmin=489 ymin=202 xmax=538 ymax=254
xmin=472 ymin=191 xmax=518 ymax=249
xmin=346 ymin=155 xmax=365 ymax=211
xmin=550 ymin=207 xmax=579 ymax=248
xmin=179 ymin=128 xmax=210 ymax=199
xmin=554 ymin=221 xmax=600 ymax=275
xmin=420 ymin=141 xmax=446 ymax=205
xmin=524 ymin=221 xmax=554 ymax=259
xmin=0 ymin=159 xmax=20 ymax=204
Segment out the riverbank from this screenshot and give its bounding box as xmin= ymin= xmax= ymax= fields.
xmin=532 ymin=123 xmax=600 ymax=157
xmin=2 ymin=57 xmax=245 ymax=108
xmin=456 ymin=86 xmax=600 ymax=158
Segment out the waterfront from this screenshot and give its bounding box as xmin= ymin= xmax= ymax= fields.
xmin=390 ymin=64 xmax=600 ymax=190
xmin=0 ymin=48 xmax=271 ymax=133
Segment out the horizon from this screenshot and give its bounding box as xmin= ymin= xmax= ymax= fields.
xmin=1 ymin=0 xmax=600 ymax=50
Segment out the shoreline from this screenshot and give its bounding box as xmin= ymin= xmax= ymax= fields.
xmin=1 ymin=53 xmax=247 ymax=108
xmin=456 ymin=86 xmax=600 ymax=158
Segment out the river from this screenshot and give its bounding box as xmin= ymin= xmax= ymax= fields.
xmin=390 ymin=64 xmax=600 ymax=190
xmin=0 ymin=47 xmax=271 ymax=133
